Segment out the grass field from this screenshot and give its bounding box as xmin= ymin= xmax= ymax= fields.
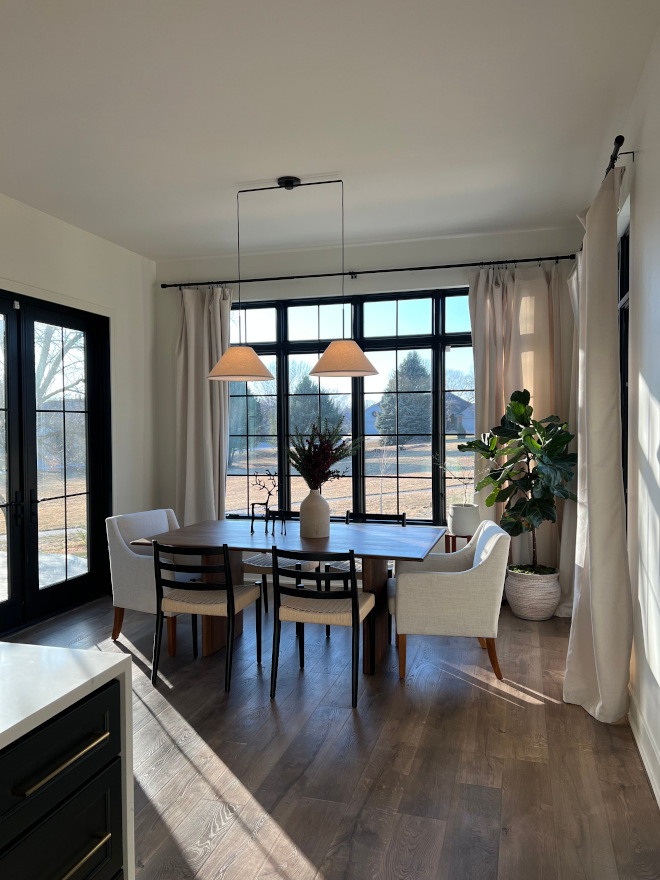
xmin=226 ymin=438 xmax=474 ymax=520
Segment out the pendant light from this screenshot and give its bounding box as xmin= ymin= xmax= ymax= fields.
xmin=208 ymin=191 xmax=275 ymax=382
xmin=309 ymin=180 xmax=377 ymax=378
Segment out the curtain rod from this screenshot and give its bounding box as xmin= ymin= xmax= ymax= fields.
xmin=160 ymin=252 xmax=576 ymax=289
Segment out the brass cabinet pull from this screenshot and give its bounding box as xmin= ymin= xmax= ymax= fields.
xmin=12 ymin=731 xmax=111 ymax=798
xmin=59 ymin=832 xmax=112 ymax=880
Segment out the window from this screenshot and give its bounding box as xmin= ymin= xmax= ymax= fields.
xmin=225 ymin=290 xmax=473 ymax=524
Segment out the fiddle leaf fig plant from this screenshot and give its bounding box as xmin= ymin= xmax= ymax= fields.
xmin=458 ymin=389 xmax=577 ymax=570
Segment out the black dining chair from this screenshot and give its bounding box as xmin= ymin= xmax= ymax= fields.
xmin=270 ymin=547 xmax=376 ymax=708
xmin=151 ymin=541 xmax=261 ymax=692
xmin=325 ymin=510 xmax=406 ymax=640
xmin=243 ymin=510 xmax=318 ymax=613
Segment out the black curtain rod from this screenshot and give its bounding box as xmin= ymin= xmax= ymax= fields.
xmin=604 ymin=135 xmax=625 ymax=180
xmin=160 ymin=253 xmax=576 ymax=289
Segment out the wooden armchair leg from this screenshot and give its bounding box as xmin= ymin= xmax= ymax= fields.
xmin=485 ymin=638 xmax=503 ymax=680
xmin=167 ymin=616 xmax=177 ymax=657
xmin=398 ymin=634 xmax=407 ymax=679
xmin=111 ymin=607 xmax=124 ymax=641
xmin=478 ymin=637 xmax=487 ymax=650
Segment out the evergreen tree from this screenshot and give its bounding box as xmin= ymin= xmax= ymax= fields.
xmin=376 ymin=351 xmax=431 ymax=443
xmin=289 ymin=375 xmax=344 ymax=435
xmin=228 ymin=390 xmax=266 ymax=466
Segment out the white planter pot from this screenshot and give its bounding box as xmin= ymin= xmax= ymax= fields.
xmin=299 ymin=488 xmax=330 ymax=538
xmin=447 ymin=503 xmax=480 ymax=536
xmin=505 ymin=569 xmax=561 ymax=620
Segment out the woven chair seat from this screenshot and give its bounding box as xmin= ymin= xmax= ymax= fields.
xmin=162 ymin=584 xmax=261 ymax=617
xmin=244 ymin=553 xmax=318 ymax=572
xmin=279 ymin=591 xmax=375 ymax=627
xmin=327 ymin=559 xmax=363 ymax=575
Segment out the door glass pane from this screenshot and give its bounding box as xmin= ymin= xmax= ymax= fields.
xmin=0 ymin=310 xmax=7 ymax=601
xmin=38 ymin=497 xmax=66 ymax=588
xmin=0 ymin=508 xmax=7 ymax=604
xmin=0 ymin=314 xmax=5 ymax=410
xmin=66 ymin=493 xmax=88 ymax=577
xmin=0 ymin=316 xmax=8 ymax=603
xmin=65 ymin=413 xmax=87 ymax=491
xmin=35 ymin=324 xmax=64 ymax=410
xmin=37 ymin=412 xmax=64 ymax=498
xmin=34 ymin=322 xmax=89 ymax=589
xmin=63 ymin=329 xmax=86 ymax=411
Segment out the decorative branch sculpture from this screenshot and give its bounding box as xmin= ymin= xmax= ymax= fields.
xmin=250 ymin=470 xmax=278 ymax=534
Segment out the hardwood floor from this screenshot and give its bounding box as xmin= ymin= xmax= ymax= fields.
xmin=8 ymin=597 xmax=660 ymax=879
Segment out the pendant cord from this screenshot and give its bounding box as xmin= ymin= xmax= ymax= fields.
xmin=341 ymin=180 xmax=345 ymax=339
xmin=236 ymin=190 xmax=242 ymax=344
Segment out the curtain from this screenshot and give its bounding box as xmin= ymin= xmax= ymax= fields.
xmin=469 ymin=262 xmax=577 ymax=591
xmin=563 ymin=169 xmax=633 ymax=723
xmin=175 ymin=286 xmax=232 ymax=525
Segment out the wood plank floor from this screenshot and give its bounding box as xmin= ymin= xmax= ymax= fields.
xmin=8 ymin=597 xmax=660 ymax=879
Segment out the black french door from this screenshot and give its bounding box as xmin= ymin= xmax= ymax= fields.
xmin=0 ymin=290 xmax=111 ymax=632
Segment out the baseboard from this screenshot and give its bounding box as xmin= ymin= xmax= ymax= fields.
xmin=628 ymin=686 xmax=660 ymax=805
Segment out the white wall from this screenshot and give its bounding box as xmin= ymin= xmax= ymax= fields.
xmin=0 ymin=192 xmax=157 ymax=516
xmin=621 ymin=26 xmax=660 ymax=801
xmin=154 ymin=225 xmax=582 ymax=511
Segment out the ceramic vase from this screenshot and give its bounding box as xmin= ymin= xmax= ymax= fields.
xmin=299 ymin=488 xmax=330 ymax=538
xmin=447 ymin=502 xmax=481 ymax=536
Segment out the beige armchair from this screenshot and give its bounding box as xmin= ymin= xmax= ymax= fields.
xmin=106 ymin=509 xmax=180 ymax=652
xmin=389 ymin=520 xmax=511 ymax=680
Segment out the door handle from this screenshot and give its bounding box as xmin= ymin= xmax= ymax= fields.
xmin=13 ymin=491 xmax=23 ymax=525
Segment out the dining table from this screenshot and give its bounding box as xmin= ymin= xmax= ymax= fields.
xmin=132 ymin=518 xmax=445 ymax=673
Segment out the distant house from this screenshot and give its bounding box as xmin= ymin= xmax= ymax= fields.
xmin=446 ymin=392 xmax=475 ymax=435
xmin=363 ymin=397 xmax=474 ymax=436
xmin=364 ymin=402 xmax=382 ymax=435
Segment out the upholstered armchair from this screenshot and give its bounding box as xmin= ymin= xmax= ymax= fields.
xmin=106 ymin=509 xmax=180 ymax=651
xmin=389 ymin=520 xmax=511 ymax=680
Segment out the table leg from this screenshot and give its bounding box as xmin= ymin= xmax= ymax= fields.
xmin=361 ymin=556 xmax=389 ymax=674
xmin=201 ymin=549 xmax=245 ymax=657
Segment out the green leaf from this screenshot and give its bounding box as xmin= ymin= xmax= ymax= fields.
xmin=511 ymin=389 xmax=531 ymax=406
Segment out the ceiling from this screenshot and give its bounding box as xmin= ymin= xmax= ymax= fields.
xmin=1 ymin=0 xmax=658 ymax=261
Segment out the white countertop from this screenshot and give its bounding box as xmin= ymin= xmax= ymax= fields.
xmin=0 ymin=642 xmax=132 ymax=750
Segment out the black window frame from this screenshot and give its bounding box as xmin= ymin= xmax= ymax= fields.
xmin=226 ymin=288 xmax=472 ymax=525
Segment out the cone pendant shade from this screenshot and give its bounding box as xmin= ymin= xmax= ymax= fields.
xmin=309 ymin=339 xmax=378 ymax=377
xmin=208 ymin=345 xmax=274 ymax=381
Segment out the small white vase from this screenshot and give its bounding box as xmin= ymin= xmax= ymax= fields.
xmin=447 ymin=503 xmax=480 ymax=536
xmin=299 ymin=488 xmax=330 ymax=538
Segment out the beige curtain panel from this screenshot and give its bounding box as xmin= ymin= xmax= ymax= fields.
xmin=175 ymin=286 xmax=232 ymax=525
xmin=468 ymin=261 xmax=577 ymax=610
xmin=563 ymin=168 xmax=633 ymax=723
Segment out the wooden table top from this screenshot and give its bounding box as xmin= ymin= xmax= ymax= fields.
xmin=132 ymin=519 xmax=445 ymax=562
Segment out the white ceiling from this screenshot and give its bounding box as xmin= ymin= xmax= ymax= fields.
xmin=1 ymin=0 xmax=658 ymax=261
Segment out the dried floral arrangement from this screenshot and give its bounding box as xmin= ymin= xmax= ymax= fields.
xmin=289 ymin=418 xmax=360 ymax=490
